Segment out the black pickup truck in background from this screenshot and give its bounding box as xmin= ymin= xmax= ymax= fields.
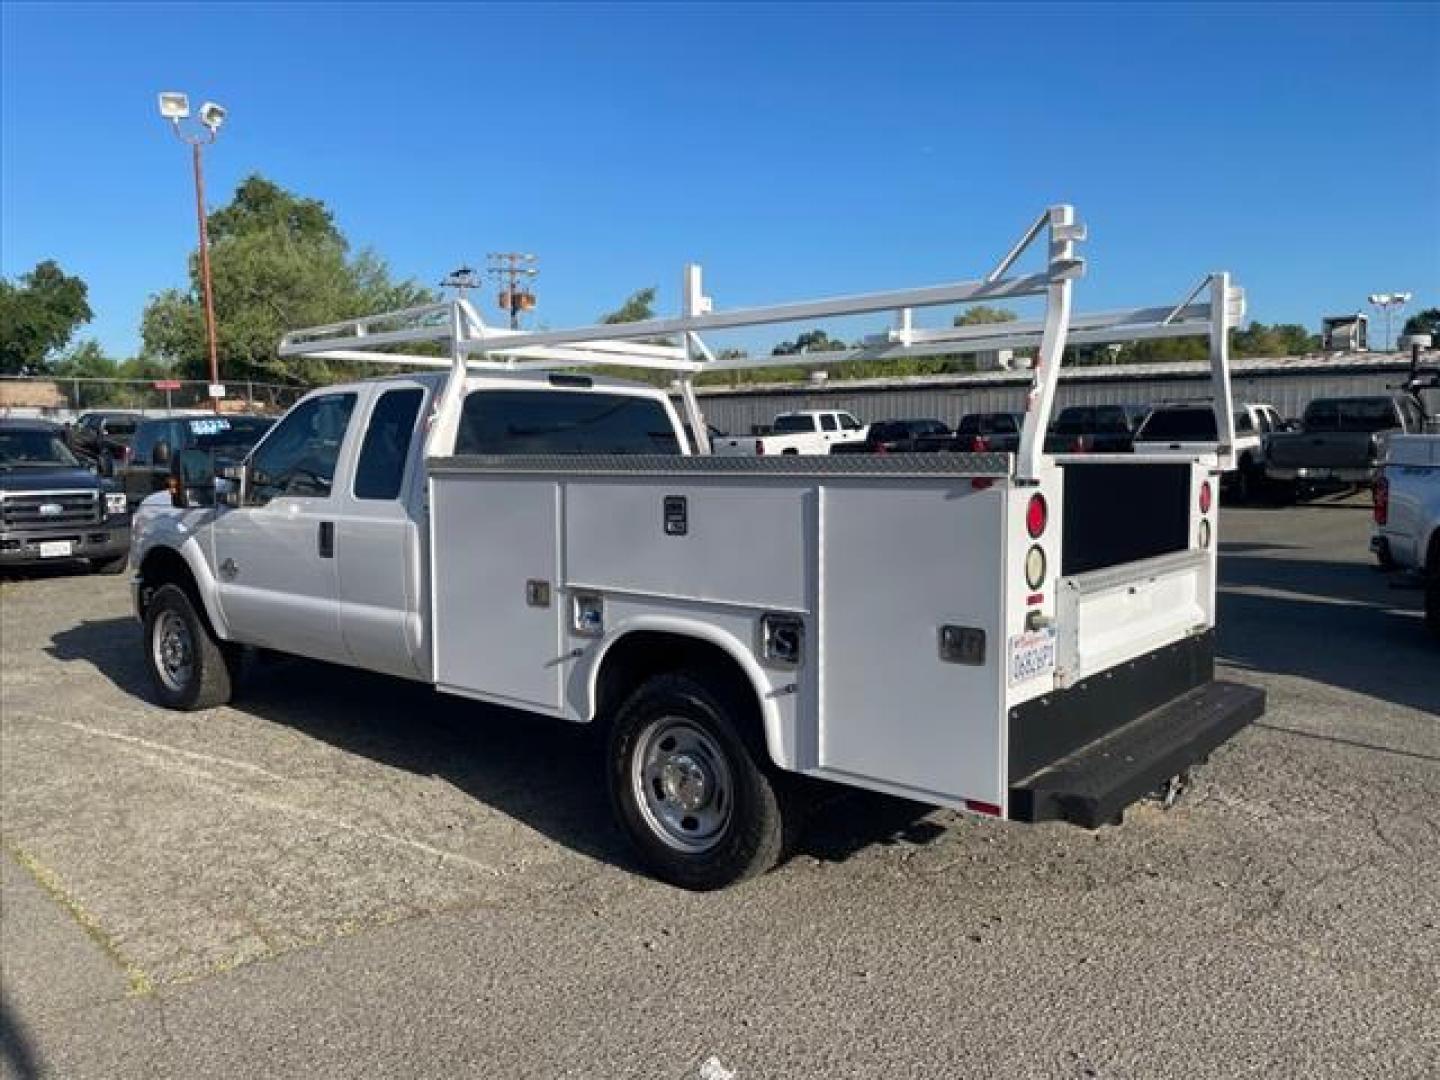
xmin=1264 ymin=394 xmax=1428 ymax=501
xmin=118 ymin=414 xmax=275 ymax=508
xmin=1043 ymin=403 xmax=1151 ymax=454
xmin=0 ymin=419 xmax=130 ymax=574
xmin=831 ymin=418 xmax=950 ymax=454
xmin=66 ymin=410 xmax=139 ymax=476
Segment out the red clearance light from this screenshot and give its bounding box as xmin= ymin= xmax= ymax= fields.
xmin=1373 ymin=476 xmax=1389 ymax=526
xmin=1199 ymin=480 xmax=1213 ymax=515
xmin=964 ymin=799 xmax=1002 ymax=818
xmin=1026 ymin=493 xmax=1048 ymax=538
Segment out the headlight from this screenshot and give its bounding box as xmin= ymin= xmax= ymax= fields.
xmin=105 ymin=492 xmax=128 ymax=516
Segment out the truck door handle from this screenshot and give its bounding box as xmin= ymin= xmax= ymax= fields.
xmin=318 ymin=521 xmax=335 ymax=559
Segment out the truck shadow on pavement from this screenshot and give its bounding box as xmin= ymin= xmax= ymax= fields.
xmin=0 ymin=994 xmax=40 ymax=1080
xmin=1217 ymin=555 xmax=1439 ymax=715
xmin=45 ymin=618 xmax=943 ymax=877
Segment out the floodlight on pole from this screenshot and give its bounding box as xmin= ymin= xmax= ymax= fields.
xmin=199 ymin=102 xmax=227 ymax=132
xmin=157 ymin=91 xmax=190 ymax=121
xmin=1367 ymin=292 xmax=1412 ymax=352
xmin=157 ymin=91 xmax=226 ymax=410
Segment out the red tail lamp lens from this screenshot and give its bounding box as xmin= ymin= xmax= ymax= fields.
xmin=1026 ymin=493 xmax=1048 ymax=538
xmin=1199 ymin=481 xmax=1213 ymax=515
xmin=1373 ymin=476 xmax=1389 ymax=526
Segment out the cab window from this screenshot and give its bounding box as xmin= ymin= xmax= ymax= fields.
xmin=249 ymin=393 xmax=357 ymax=504
xmin=839 ymin=413 xmax=863 ymax=430
xmin=820 ymin=415 xmax=838 ymax=432
xmin=455 ymin=390 xmax=679 ymax=455
xmin=355 ymin=388 xmax=424 ymax=500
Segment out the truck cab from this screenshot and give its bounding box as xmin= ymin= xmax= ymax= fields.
xmin=132 ymin=371 xmax=690 ymax=680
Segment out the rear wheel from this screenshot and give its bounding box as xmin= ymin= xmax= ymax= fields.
xmin=607 ymin=672 xmax=793 ymax=890
xmin=143 ymin=583 xmax=235 ymax=710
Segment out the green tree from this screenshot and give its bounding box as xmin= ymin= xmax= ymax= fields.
xmin=141 ymin=175 xmax=433 ymax=386
xmin=771 ymin=329 xmax=848 ymax=356
xmin=1402 ymin=307 xmax=1440 ymax=342
xmin=954 ymin=305 xmax=1018 ymax=327
xmin=601 ymin=288 xmax=657 ymax=325
xmin=0 ymin=260 xmax=93 ymax=374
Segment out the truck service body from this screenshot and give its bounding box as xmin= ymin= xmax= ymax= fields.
xmin=130 ymin=206 xmax=1265 ymax=888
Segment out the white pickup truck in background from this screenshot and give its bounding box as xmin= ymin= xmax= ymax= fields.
xmin=128 ymin=205 xmax=1265 ymax=890
xmin=1372 ymin=433 xmax=1440 ymax=636
xmin=712 ymin=409 xmax=868 ymax=456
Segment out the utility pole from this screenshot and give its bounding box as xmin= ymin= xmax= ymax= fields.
xmin=485 ymin=252 xmax=538 ymax=330
xmin=158 ymin=92 xmax=227 ymax=412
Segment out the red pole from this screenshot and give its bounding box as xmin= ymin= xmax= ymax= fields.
xmin=192 ymin=140 xmax=221 ymax=413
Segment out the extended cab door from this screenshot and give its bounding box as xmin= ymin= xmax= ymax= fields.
xmin=211 ymin=390 xmax=359 ymax=663
xmin=332 ymin=382 xmax=429 ymax=679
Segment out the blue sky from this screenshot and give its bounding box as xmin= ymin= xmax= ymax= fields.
xmin=3 ymin=1 xmax=1438 ymax=360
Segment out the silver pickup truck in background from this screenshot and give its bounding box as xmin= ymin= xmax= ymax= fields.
xmin=1264 ymin=394 xmax=1429 ymax=501
xmin=1372 ymin=434 xmax=1440 ymax=636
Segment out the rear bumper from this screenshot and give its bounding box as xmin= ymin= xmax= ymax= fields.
xmin=1010 ymin=680 xmax=1264 ymax=826
xmin=1266 ymin=464 xmax=1374 ymax=484
xmin=1008 ymin=631 xmax=1265 ymax=826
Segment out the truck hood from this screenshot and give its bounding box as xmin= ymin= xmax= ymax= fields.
xmin=0 ymin=466 xmax=104 ymax=493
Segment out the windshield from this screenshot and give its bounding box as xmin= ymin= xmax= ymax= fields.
xmin=1305 ymin=398 xmax=1397 ymax=432
xmin=185 ymin=416 xmax=274 ymax=452
xmin=0 ymin=429 xmax=82 ymax=468
xmin=1139 ymin=408 xmax=1217 ymax=440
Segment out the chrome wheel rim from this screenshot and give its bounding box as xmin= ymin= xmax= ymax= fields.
xmin=152 ymin=610 xmax=194 ymax=693
xmin=631 ymin=717 xmax=734 ymax=853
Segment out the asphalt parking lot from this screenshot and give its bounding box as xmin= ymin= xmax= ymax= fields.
xmin=2 ymin=498 xmax=1437 ymax=1079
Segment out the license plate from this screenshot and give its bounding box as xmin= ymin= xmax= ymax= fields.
xmin=38 ymin=540 xmax=74 ymax=558
xmin=1008 ymin=629 xmax=1056 ymax=687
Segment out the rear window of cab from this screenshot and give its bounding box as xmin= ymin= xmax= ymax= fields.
xmin=456 ymin=390 xmax=680 ymax=455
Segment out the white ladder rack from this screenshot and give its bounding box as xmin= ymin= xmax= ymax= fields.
xmin=277 ymin=205 xmax=1243 ymax=477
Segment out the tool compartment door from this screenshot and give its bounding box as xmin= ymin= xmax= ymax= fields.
xmin=815 ymin=481 xmax=1006 ymax=809
xmin=430 ymin=474 xmax=565 ymax=712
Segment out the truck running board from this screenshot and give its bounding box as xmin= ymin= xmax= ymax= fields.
xmin=1009 ymin=680 xmax=1266 ymax=828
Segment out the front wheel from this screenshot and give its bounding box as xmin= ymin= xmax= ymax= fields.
xmin=143 ymin=583 xmax=235 ymax=710
xmin=607 ymin=673 xmax=793 ymax=890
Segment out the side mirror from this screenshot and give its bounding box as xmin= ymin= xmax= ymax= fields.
xmin=169 ymin=449 xmax=215 ymax=509
xmin=152 ymin=440 xmax=172 ymax=466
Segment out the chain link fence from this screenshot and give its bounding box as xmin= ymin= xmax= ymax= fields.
xmin=0 ymin=376 xmax=309 ymax=421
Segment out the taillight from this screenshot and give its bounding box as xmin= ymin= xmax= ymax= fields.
xmin=1199 ymin=480 xmax=1213 ymax=515
xmin=755 ymin=440 xmax=765 ymax=456
xmin=970 ymin=435 xmax=988 ymax=452
xmin=1374 ymin=475 xmax=1389 ymax=526
xmin=1026 ymin=493 xmax=1048 ymax=538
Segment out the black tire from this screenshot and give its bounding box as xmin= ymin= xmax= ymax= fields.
xmin=607 ymin=672 xmax=793 ymax=890
xmin=1426 ymin=575 xmax=1439 ymax=640
xmin=142 ymin=583 xmax=234 ymax=710
xmin=1268 ymin=479 xmax=1298 ymax=506
xmin=93 ymin=554 xmax=129 ymax=576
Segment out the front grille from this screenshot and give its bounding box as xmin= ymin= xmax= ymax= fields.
xmin=0 ymin=490 xmax=102 ymax=529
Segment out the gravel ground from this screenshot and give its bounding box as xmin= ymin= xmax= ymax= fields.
xmin=2 ymin=499 xmax=1436 ymax=1079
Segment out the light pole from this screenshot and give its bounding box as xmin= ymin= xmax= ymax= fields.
xmin=1367 ymin=292 xmax=1412 ymax=353
xmin=158 ymin=92 xmax=227 ymax=411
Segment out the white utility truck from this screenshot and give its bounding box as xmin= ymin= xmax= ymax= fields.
xmin=131 ymin=206 xmax=1265 ymax=889
xmin=1372 ymin=433 xmax=1440 ymax=635
xmin=712 ymin=409 xmax=868 ymax=456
